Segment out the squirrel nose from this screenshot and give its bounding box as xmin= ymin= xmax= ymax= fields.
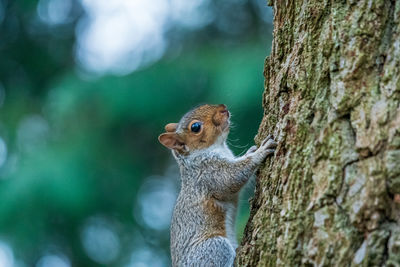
xmin=218 ymin=104 xmax=229 ymax=117
xmin=218 ymin=104 xmax=227 ymax=112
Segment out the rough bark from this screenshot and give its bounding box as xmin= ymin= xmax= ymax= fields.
xmin=236 ymin=1 xmax=400 ymax=266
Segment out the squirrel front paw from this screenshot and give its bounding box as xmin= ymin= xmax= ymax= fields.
xmin=254 ymin=135 xmax=277 ymax=162
xmin=260 ymin=135 xmax=277 ymax=151
xmin=243 ymin=135 xmax=277 ymax=164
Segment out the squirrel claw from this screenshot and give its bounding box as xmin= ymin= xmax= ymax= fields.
xmin=245 ymin=145 xmax=258 ymax=155
xmin=261 ymin=135 xmax=277 ymax=150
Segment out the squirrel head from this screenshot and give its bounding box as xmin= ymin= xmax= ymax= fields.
xmin=158 ymin=104 xmax=230 ymax=155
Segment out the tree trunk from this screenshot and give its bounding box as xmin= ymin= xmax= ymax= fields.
xmin=236 ymin=1 xmax=400 ymax=266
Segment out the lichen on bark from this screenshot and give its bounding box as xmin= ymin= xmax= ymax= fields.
xmin=236 ymin=1 xmax=400 ymax=266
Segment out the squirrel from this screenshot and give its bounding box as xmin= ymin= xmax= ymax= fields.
xmin=158 ymin=104 xmax=277 ymax=267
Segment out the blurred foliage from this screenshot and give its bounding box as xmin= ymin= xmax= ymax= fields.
xmin=0 ymin=0 xmax=272 ymax=266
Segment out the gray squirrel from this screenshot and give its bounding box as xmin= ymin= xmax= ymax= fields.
xmin=158 ymin=104 xmax=277 ymax=267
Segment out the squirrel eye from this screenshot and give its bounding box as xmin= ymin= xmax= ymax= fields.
xmin=190 ymin=122 xmax=202 ymax=133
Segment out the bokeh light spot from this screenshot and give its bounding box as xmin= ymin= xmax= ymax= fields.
xmin=135 ymin=176 xmax=178 ymax=231
xmin=0 ymin=241 xmax=14 ymax=267
xmin=76 ymin=0 xmax=169 ymax=75
xmin=36 ymin=253 xmax=70 ymax=267
xmin=76 ymin=0 xmax=221 ymax=75
xmin=37 ymin=0 xmax=73 ymax=25
xmin=170 ymin=0 xmax=214 ymax=29
xmin=81 ymin=217 xmax=120 ymax=264
xmin=127 ymin=246 xmax=167 ymax=267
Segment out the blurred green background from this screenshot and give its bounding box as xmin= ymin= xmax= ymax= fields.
xmin=0 ymin=0 xmax=272 ymax=266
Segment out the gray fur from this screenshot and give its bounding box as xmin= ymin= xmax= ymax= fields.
xmin=170 ymin=136 xmax=276 ymax=267
xmin=183 ymin=236 xmax=235 ymax=267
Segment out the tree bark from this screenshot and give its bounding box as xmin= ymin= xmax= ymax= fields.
xmin=236 ymin=1 xmax=400 ymax=266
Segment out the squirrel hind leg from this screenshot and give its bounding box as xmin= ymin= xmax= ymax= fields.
xmin=184 ymin=236 xmax=235 ymax=267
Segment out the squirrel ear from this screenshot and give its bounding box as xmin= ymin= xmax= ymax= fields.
xmin=165 ymin=123 xmax=178 ymax=132
xmin=158 ymin=132 xmax=186 ymax=151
